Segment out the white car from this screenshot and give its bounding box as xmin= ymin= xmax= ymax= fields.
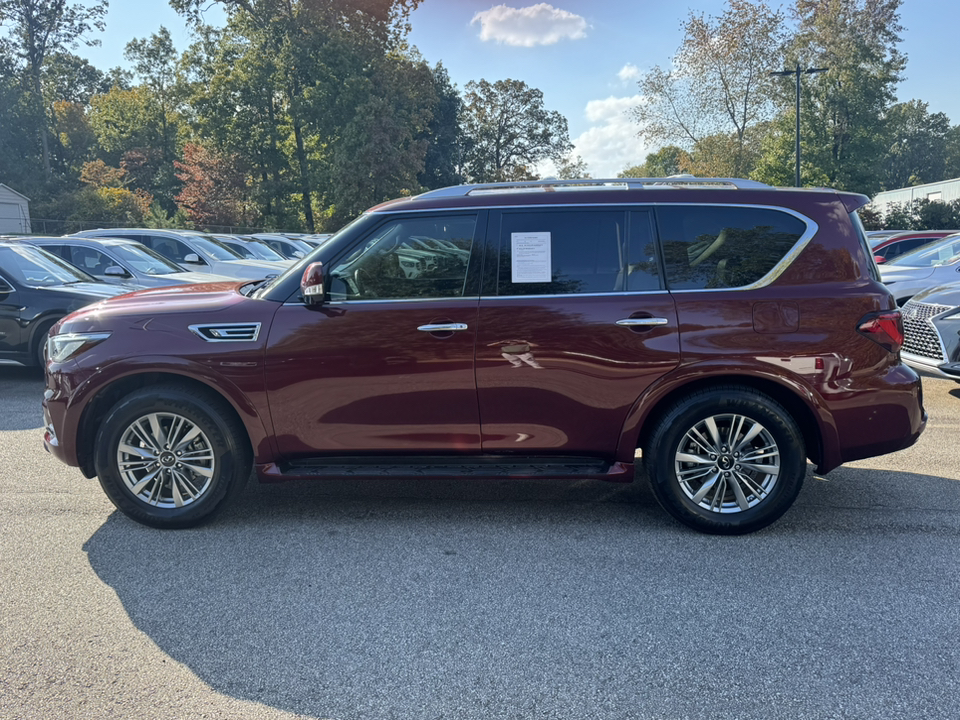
xmin=72 ymin=229 xmax=286 ymax=281
xmin=880 ymin=233 xmax=960 ymax=305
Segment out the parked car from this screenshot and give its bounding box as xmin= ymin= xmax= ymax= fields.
xmin=246 ymin=233 xmax=313 ymax=260
xmin=300 ymin=234 xmax=334 ymax=248
xmin=871 ymin=230 xmax=959 ymax=264
xmin=71 ymin=229 xmax=285 ymax=281
xmin=0 ymin=241 xmax=140 ymax=366
xmin=880 ymin=232 xmax=960 ymax=305
xmin=42 ymin=178 xmax=925 ymax=534
xmin=900 ymin=283 xmax=960 ymax=380
xmin=210 ymin=234 xmax=294 ymax=266
xmin=20 ymin=236 xmax=236 ymax=288
xmin=867 ymin=230 xmax=908 ymax=243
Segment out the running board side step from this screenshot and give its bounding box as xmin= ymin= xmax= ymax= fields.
xmin=256 ymin=456 xmax=634 ymax=483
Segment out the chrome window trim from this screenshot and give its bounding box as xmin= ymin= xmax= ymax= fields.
xmin=284 ymin=296 xmax=481 ymax=307
xmin=482 ymin=290 xmax=670 ymax=301
xmin=309 ymin=202 xmax=818 ymax=299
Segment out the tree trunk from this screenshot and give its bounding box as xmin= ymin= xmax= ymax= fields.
xmin=31 ymin=68 xmax=52 ymax=180
xmin=291 ymin=117 xmax=315 ymax=232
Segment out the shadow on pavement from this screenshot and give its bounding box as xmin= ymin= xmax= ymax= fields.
xmin=0 ymin=365 xmax=46 ymax=431
xmin=82 ymin=465 xmax=960 ymax=719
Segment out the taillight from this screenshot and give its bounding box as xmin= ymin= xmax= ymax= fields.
xmin=857 ymin=310 xmax=904 ymax=352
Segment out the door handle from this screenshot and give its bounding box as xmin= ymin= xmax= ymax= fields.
xmin=615 ymin=318 xmax=669 ymax=327
xmin=417 ymin=323 xmax=469 ymax=332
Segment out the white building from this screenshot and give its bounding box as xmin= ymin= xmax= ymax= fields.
xmin=870 ymin=177 xmax=960 ymax=217
xmin=0 ymin=184 xmax=31 ymax=234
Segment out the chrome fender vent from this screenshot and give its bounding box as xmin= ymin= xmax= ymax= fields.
xmin=189 ymin=323 xmax=261 ymax=342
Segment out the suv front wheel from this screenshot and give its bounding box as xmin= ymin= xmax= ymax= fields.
xmin=94 ymin=385 xmax=252 ymax=528
xmin=645 ymin=386 xmax=806 ymax=535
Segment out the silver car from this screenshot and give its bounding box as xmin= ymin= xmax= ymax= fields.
xmin=880 ymin=233 xmax=960 ymax=305
xmin=209 ymin=234 xmax=295 ymax=267
xmin=72 ymin=228 xmax=286 ymax=281
xmin=22 ymin=236 xmax=235 ymax=288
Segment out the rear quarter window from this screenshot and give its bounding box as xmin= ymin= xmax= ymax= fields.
xmin=657 ymin=205 xmax=808 ymax=290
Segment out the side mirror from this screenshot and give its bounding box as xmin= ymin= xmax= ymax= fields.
xmin=301 ymin=261 xmax=325 ymax=306
xmin=104 ymin=266 xmax=128 ymax=277
xmin=184 ymin=253 xmax=203 ymax=264
xmin=293 ymin=250 xmax=305 ymax=259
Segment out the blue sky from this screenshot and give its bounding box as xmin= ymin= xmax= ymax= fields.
xmin=82 ymin=1 xmax=957 ymax=178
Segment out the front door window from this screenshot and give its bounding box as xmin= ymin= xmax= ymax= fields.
xmin=328 ymin=215 xmax=477 ymax=301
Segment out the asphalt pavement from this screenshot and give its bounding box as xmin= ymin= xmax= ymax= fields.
xmin=1 ymin=364 xmax=958 ymax=719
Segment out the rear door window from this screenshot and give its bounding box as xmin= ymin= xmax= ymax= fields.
xmin=657 ymin=205 xmax=809 ymax=290
xmin=493 ymin=209 xmax=661 ymax=295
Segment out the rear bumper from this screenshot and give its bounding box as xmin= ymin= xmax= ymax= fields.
xmin=818 ymin=362 xmax=926 ymax=473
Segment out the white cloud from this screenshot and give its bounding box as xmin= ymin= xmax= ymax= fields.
xmin=471 ymin=4 xmax=588 ymax=47
xmin=617 ymin=63 xmax=640 ymax=83
xmin=565 ymin=95 xmax=649 ymax=179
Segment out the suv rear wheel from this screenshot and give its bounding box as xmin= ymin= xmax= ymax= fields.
xmin=645 ymin=386 xmax=806 ymax=535
xmin=94 ymin=385 xmax=251 ymax=528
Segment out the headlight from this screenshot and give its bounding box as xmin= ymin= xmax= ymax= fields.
xmin=47 ymin=332 xmax=111 ymax=363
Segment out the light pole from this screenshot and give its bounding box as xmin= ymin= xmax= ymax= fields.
xmin=770 ymin=64 xmax=828 ymax=187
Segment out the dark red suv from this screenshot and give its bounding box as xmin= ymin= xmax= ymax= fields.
xmin=41 ymin=178 xmax=925 ymax=534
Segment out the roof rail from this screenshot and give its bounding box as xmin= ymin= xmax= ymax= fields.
xmin=416 ymin=177 xmax=772 ymax=200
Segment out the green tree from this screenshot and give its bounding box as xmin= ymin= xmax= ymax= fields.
xmin=461 ymin=78 xmax=572 ymax=182
xmin=620 ymin=146 xmax=692 ymax=178
xmin=944 ymin=126 xmax=960 ymax=181
xmin=883 ymin=100 xmax=952 ymax=189
xmin=124 ymin=28 xmax=183 ymax=164
xmin=171 ymin=0 xmax=423 ymax=231
xmin=553 ymin=154 xmax=590 ymax=180
xmin=753 ymin=0 xmax=905 ymax=193
xmin=0 ymin=0 xmax=106 ymax=180
xmin=322 ymin=50 xmax=437 ymax=226
xmin=417 ymin=62 xmax=464 ymax=189
xmin=631 ymin=0 xmax=785 ymax=178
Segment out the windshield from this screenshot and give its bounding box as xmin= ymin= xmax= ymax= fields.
xmin=108 ymin=243 xmax=183 ymax=275
xmin=249 ymin=215 xmax=367 ymax=300
xmin=219 ymin=240 xmax=257 ymax=259
xmin=191 ymin=234 xmax=244 ymax=261
xmin=0 ymin=244 xmax=97 ymax=286
xmin=888 ymin=234 xmax=960 ymax=267
xmin=243 ymin=239 xmax=286 ymax=261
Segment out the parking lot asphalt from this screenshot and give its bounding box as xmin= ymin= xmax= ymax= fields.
xmin=1 ymin=364 xmax=958 ymax=720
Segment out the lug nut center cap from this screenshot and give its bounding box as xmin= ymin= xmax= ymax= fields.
xmin=159 ymin=452 xmax=176 ymax=467
xmin=718 ymin=455 xmax=733 ymax=470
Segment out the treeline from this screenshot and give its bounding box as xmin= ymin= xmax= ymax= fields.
xmin=3 ymin=0 xmax=959 ymax=234
xmin=621 ymin=0 xmax=960 ymax=223
xmin=0 ymin=0 xmax=575 ymax=233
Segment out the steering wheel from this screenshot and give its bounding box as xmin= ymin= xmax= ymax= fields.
xmin=353 ymin=267 xmax=373 ymax=296
xmin=690 ymin=229 xmax=728 ymax=267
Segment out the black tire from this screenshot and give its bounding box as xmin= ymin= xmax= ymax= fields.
xmin=94 ymin=384 xmax=252 ymax=529
xmin=644 ymin=386 xmax=806 ymax=535
xmin=32 ymin=320 xmax=56 ymax=368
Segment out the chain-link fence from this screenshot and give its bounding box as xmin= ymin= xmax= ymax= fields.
xmin=2 ymin=216 xmax=295 ymax=237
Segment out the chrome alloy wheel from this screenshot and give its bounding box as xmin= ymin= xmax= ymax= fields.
xmin=674 ymin=413 xmax=780 ymax=513
xmin=116 ymin=412 xmax=216 ymax=508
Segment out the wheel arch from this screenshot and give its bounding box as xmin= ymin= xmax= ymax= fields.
xmin=27 ymin=314 xmax=64 ymax=365
xmin=75 ymin=371 xmax=260 ymax=478
xmin=621 ymin=369 xmax=833 ymax=472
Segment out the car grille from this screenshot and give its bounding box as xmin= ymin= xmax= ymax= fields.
xmin=901 ymin=302 xmax=951 ymax=361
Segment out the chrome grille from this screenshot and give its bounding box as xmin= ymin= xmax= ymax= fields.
xmin=189 ymin=323 xmax=261 ymax=342
xmin=901 ymin=302 xmax=951 ymax=361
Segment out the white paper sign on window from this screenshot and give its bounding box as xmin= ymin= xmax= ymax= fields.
xmin=511 ymin=232 xmax=552 ymax=283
